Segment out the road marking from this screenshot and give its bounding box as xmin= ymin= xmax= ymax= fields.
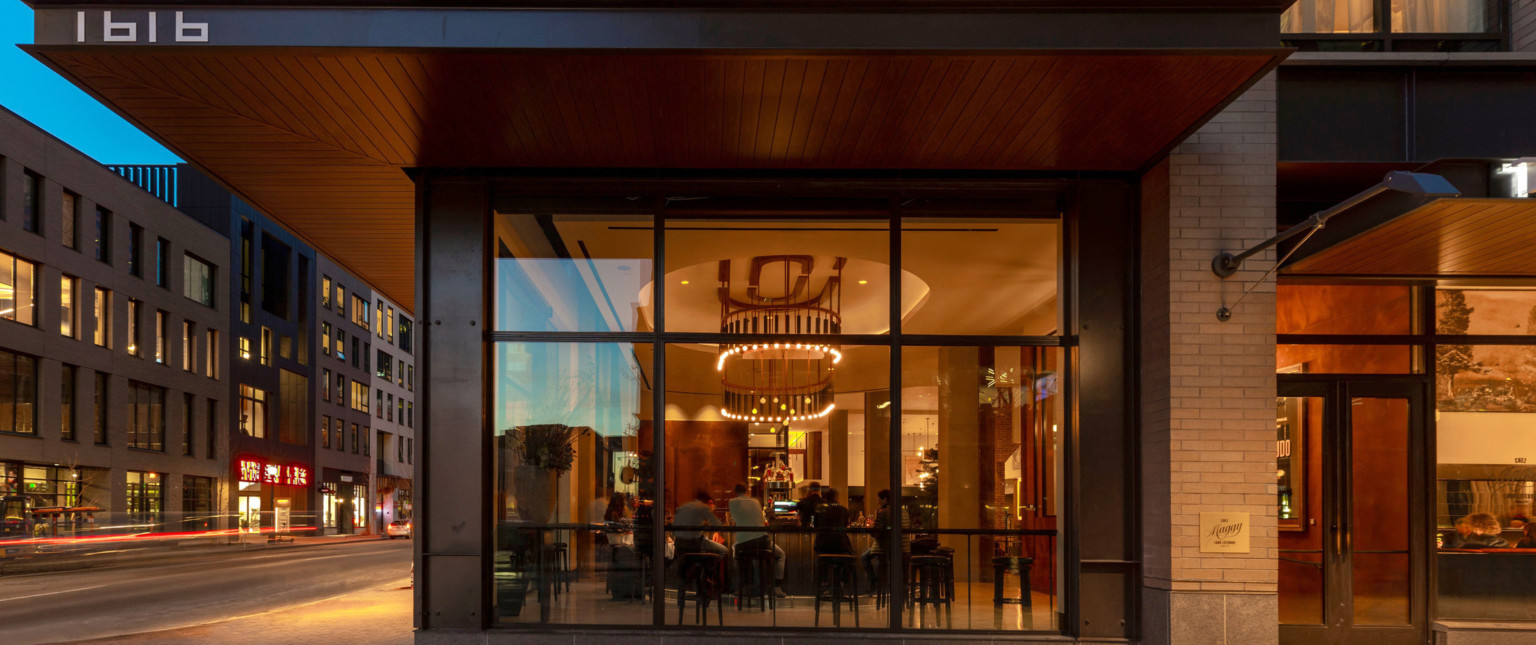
xmin=0 ymin=583 xmax=108 ymax=603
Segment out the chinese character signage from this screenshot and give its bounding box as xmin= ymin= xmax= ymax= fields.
xmin=237 ymin=458 xmax=310 ymax=487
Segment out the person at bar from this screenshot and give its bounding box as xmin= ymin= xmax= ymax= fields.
xmin=812 ymin=487 xmax=854 ymax=555
xmin=797 ymin=482 xmax=824 ymax=528
xmin=728 ymin=483 xmax=787 ymax=597
xmin=673 ymin=489 xmax=728 ymax=556
xmin=1461 ymin=513 xmax=1511 ymax=548
xmin=1443 ymin=516 xmax=1474 ymax=549
xmin=859 ymin=488 xmax=909 ymax=589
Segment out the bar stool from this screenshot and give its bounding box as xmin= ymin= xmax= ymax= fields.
xmin=677 ymin=552 xmax=725 ymax=626
xmin=814 ymin=553 xmax=861 ymax=628
xmin=991 ymin=556 xmax=1034 ymax=607
xmin=734 ymin=548 xmax=776 ymax=612
xmin=909 ymin=555 xmax=953 ymax=628
xmin=551 ymin=541 xmax=571 ymax=592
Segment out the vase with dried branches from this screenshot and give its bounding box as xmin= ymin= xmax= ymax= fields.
xmin=507 ymin=424 xmax=589 ymax=523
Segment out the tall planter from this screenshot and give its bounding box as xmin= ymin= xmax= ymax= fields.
xmin=513 ymin=465 xmax=558 ymax=524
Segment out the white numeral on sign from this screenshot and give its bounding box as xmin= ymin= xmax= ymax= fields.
xmin=176 ymin=12 xmax=208 ymax=43
xmin=103 ymin=11 xmax=136 ymax=42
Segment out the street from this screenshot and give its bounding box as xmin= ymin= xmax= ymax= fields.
xmin=0 ymin=539 xmax=412 ymax=645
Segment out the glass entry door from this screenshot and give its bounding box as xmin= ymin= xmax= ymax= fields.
xmin=1278 ymin=379 xmax=1426 ymax=645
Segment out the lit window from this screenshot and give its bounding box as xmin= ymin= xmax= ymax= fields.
xmin=239 ymin=385 xmax=267 ymax=439
xmin=0 ymin=249 xmax=37 ymax=326
xmin=60 ymin=276 xmax=78 ymax=337
xmin=61 ymin=192 xmax=77 ymax=249
xmin=183 ymin=254 xmax=215 ymax=307
xmin=239 ymin=336 xmax=252 ymax=361
xmin=154 ymin=310 xmax=167 ymax=364
xmin=182 ymin=321 xmax=195 ymax=371
xmin=93 ymin=287 xmax=111 ymax=347
xmin=260 ymin=327 xmax=272 ymax=366
xmin=127 ymin=299 xmax=141 ymax=356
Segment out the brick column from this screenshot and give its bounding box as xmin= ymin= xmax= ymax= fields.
xmin=1140 ymin=73 xmax=1279 ymax=645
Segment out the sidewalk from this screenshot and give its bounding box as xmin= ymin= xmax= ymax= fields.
xmin=72 ymin=578 xmax=415 ymax=645
xmin=0 ymin=532 xmax=391 ymax=576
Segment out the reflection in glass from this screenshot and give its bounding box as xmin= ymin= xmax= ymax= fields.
xmin=1282 ymin=0 xmax=1376 ymax=33
xmin=1276 ymin=345 xmax=1418 ymax=374
xmin=1391 ymin=0 xmax=1492 ymax=33
xmin=493 ymin=342 xmax=653 ymax=625
xmin=1350 ymin=397 xmax=1411 ymax=626
xmin=902 ymin=210 xmax=1060 ymax=336
xmin=901 ymin=346 xmax=1061 ymax=631
xmin=494 ymin=202 xmax=653 ymax=332
xmin=1277 ymin=284 xmax=1413 ymax=335
xmin=1278 ymin=397 xmax=1324 ymax=625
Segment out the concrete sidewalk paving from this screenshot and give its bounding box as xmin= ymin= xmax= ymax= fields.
xmin=73 ymin=578 xmax=415 ymax=645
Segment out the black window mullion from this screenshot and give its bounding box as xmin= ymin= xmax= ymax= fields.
xmin=650 ymin=195 xmax=667 ymax=628
xmin=887 ymin=197 xmax=904 ymax=630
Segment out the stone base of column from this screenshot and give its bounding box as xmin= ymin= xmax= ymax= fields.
xmin=1143 ymin=588 xmax=1276 ymax=645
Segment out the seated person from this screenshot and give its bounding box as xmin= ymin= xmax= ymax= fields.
xmin=727 ymin=484 xmax=787 ymax=597
xmin=860 ymin=488 xmax=911 ymax=590
xmin=1443 ymin=516 xmax=1473 ymax=549
xmin=1460 ymin=512 xmax=1511 ymax=548
xmin=812 ymin=487 xmax=853 ymax=555
xmin=1517 ymin=523 xmax=1536 ymax=549
xmin=672 ymin=489 xmax=728 ymax=556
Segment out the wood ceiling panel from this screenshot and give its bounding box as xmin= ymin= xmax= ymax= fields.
xmin=1284 ymin=199 xmax=1536 ymax=277
xmin=37 ymin=48 xmax=1279 ymax=310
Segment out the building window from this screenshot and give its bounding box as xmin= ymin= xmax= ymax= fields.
xmin=375 ymin=299 xmax=384 ymax=337
xmin=407 ymin=401 xmax=413 ymax=428
xmin=351 ymin=381 xmax=369 ymax=413
xmin=205 ymin=399 xmax=216 ymax=459
xmin=260 ymin=235 xmax=292 ymax=318
xmin=399 ymin=318 xmax=413 ymax=354
xmin=336 ymin=375 xmax=346 ymax=406
xmin=322 ymin=322 xmax=332 ymax=355
xmin=279 ymin=369 xmax=308 ymax=446
xmin=322 ymin=275 xmax=332 ymax=308
xmin=239 ymin=384 xmax=267 ymax=439
xmin=396 ymin=359 xmax=404 ymax=387
xmin=407 ymin=438 xmax=413 ymax=464
xmin=60 ymin=364 xmax=77 ymax=441
xmin=155 ymin=237 xmax=169 ymax=287
xmin=128 ymin=223 xmax=143 ymax=276
xmin=127 ymin=299 xmax=142 ymax=357
xmin=322 ymin=368 xmax=332 ymax=402
xmin=93 ymin=371 xmax=108 ymax=444
xmin=386 ymin=306 xmax=395 ymax=344
xmin=182 ymin=321 xmax=195 ymax=371
xmin=61 ymin=191 xmax=77 ymax=249
xmin=352 ymin=337 xmax=360 ymax=369
xmin=127 ymin=381 xmax=165 ymax=451
xmin=183 ymin=254 xmax=214 ymax=307
xmin=397 ymin=434 xmax=403 ymax=462
xmin=154 ymin=310 xmax=167 ymax=364
xmin=396 ymin=398 xmax=404 ymax=425
xmin=336 ymin=330 xmax=347 ymax=361
xmin=21 ymin=171 xmax=39 ymax=233
xmin=0 ymin=249 xmax=37 ymax=326
xmin=94 ymin=207 xmax=111 ymax=264
xmin=0 ymin=348 xmax=37 ymax=435
xmin=321 ymin=414 xmax=331 ymax=449
xmin=93 ymin=287 xmax=111 ymax=347
xmin=280 ymin=335 xmax=293 ymax=361
xmin=351 ymin=423 xmax=359 ymax=454
xmin=407 ymin=365 xmax=414 ymax=392
xmin=260 ymin=327 xmax=272 ymax=366
xmin=239 ymin=218 xmax=252 ymax=298
xmin=376 ymin=389 xmax=384 ymax=419
xmin=336 ymin=284 xmax=346 ymax=316
xmin=183 ymin=476 xmax=214 ymax=529
xmin=182 ymin=392 xmax=195 ymax=455
xmin=239 ymin=336 xmax=251 ymax=361
xmin=352 ymin=295 xmax=369 ymax=329
xmin=60 ymin=275 xmax=78 ymax=338
xmin=377 ymin=349 xmax=392 ymax=380
xmin=363 ymin=427 xmax=371 ymax=456
xmin=333 ymin=418 xmax=342 ymax=451
xmin=125 ymin=471 xmax=163 ymax=525
xmin=206 ymin=330 xmax=219 ymax=379
xmin=363 ymin=342 xmax=370 ymax=372
xmin=386 ymin=393 xmax=394 ymax=422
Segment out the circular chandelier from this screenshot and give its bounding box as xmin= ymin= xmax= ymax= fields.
xmin=717 ymin=256 xmax=844 ymax=424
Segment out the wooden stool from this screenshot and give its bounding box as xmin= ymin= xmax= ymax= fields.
xmin=814 ymin=553 xmax=861 ymax=628
xmin=909 ymin=555 xmax=953 ymax=628
xmin=677 ymin=552 xmax=725 ymax=626
xmin=734 ymin=547 xmax=776 ymax=612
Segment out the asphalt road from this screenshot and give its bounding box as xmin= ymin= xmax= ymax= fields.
xmin=0 ymin=538 xmax=412 ymax=645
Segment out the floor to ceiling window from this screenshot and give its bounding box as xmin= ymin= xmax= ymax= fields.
xmin=490 ymin=193 xmax=1066 ymax=632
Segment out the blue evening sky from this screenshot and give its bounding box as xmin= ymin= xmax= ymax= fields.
xmin=0 ymin=0 xmax=180 ymax=164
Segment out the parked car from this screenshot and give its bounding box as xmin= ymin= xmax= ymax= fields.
xmin=386 ymin=519 xmax=413 ymax=539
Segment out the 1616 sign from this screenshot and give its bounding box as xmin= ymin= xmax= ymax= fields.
xmin=238 ymin=458 xmax=310 ymax=487
xmin=75 ymin=11 xmax=208 ymax=43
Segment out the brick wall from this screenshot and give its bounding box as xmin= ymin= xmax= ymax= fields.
xmin=1141 ymin=72 xmax=1279 ymax=645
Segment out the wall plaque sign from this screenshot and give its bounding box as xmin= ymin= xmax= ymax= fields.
xmin=1199 ymin=511 xmax=1250 ymax=554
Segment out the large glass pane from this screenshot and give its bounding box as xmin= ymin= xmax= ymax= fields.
xmin=661 ymin=342 xmax=890 ymax=628
xmin=901 ymin=204 xmax=1061 ymax=336
xmin=1391 ymin=0 xmax=1493 ymax=33
xmin=1282 ymin=0 xmax=1376 ymax=33
xmin=662 ymin=198 xmax=890 ymax=334
xmin=494 ymin=342 xmax=653 ymax=625
xmin=494 ymin=198 xmax=653 ymax=332
xmin=1350 ymin=397 xmax=1411 ymax=626
xmin=1436 ymin=288 xmax=1536 ymax=335
xmin=1277 ymin=284 xmax=1414 ymax=335
xmin=901 ymin=346 xmax=1061 ymax=632
xmin=1278 ymin=396 xmax=1325 ymax=625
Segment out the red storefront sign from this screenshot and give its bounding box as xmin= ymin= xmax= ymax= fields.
xmin=237 ymin=458 xmax=310 ymax=487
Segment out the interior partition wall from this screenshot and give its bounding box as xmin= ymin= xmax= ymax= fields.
xmin=416 ymin=172 xmax=1139 ymax=640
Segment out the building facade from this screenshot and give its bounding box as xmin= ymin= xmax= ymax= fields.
xmin=0 ymin=107 xmax=229 ymax=533
xmin=368 ymin=290 xmax=415 ymax=533
xmin=315 ymin=256 xmax=377 ymax=535
xmin=173 ymin=168 xmax=318 ymax=535
xmin=25 ymin=0 xmax=1536 ymax=643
